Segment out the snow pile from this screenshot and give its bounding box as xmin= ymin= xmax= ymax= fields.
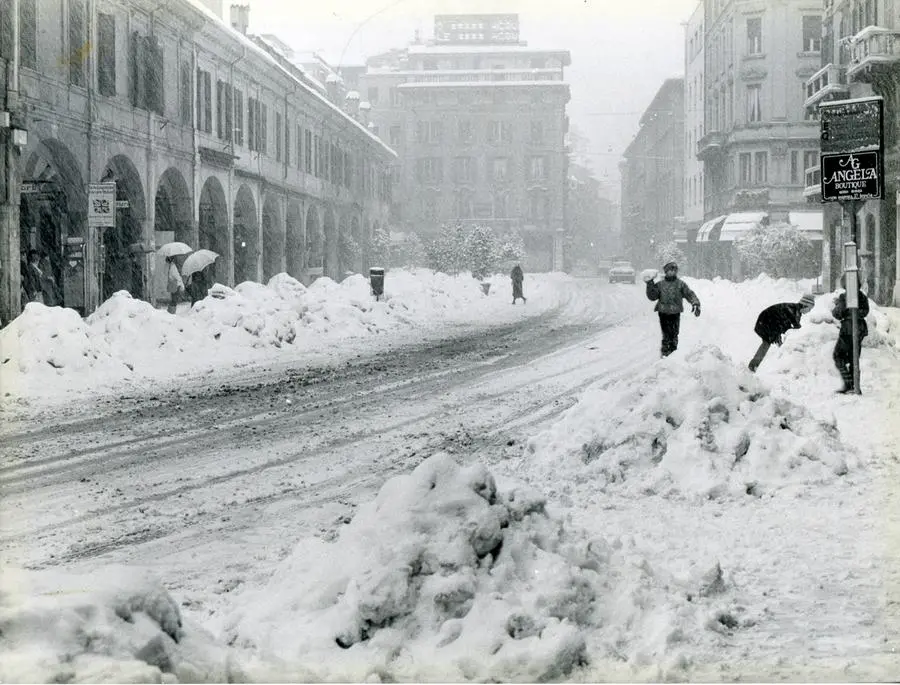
xmin=222 ymin=453 xmax=743 ymax=682
xmin=0 ymin=565 xmax=242 ymax=683
xmin=525 ymin=345 xmax=856 ymax=501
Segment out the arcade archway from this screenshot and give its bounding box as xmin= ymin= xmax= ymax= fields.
xmin=305 ymin=205 xmax=324 ymax=282
xmin=100 ymin=154 xmax=147 ymax=301
xmin=286 ymin=202 xmax=303 ymax=280
xmin=262 ymin=194 xmax=284 ymax=282
xmin=324 ymin=206 xmax=338 ymax=280
xmin=199 ymin=176 xmax=229 ymax=284
xmin=233 ymin=185 xmax=258 ymax=284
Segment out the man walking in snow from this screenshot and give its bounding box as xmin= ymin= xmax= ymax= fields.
xmin=832 ymin=276 xmax=869 ymax=394
xmin=166 ymin=255 xmax=185 ymax=314
xmin=748 ymin=294 xmax=815 ymax=372
xmin=510 ymin=264 xmax=526 ymax=304
xmin=644 ymin=261 xmax=700 ymax=357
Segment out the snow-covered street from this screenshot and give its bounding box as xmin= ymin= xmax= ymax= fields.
xmin=1 ymin=270 xmax=899 ymax=682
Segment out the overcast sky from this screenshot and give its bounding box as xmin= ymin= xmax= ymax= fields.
xmin=247 ymin=0 xmax=701 ymax=199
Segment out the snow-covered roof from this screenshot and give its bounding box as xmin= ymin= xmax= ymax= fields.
xmin=397 ymin=80 xmax=569 ymax=88
xmin=180 ymin=0 xmax=394 ymax=158
xmin=407 ymin=44 xmax=569 ymax=57
xmin=345 ymin=90 xmax=360 ymax=100
xmin=359 ymin=101 xmax=372 ymax=110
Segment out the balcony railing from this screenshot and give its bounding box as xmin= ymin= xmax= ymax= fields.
xmin=696 ymin=131 xmax=726 ymax=161
xmin=847 ymin=26 xmax=900 ymax=80
xmin=803 ymin=164 xmax=821 ymax=199
xmin=804 ymin=63 xmax=849 ymax=109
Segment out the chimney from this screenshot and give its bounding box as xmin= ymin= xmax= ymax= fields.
xmin=230 ymin=4 xmax=249 ymax=35
xmin=345 ymin=91 xmax=360 ymax=119
xmin=325 ymin=73 xmax=341 ymax=104
xmin=359 ymin=101 xmax=371 ymax=127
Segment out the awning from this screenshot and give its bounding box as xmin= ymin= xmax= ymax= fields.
xmin=696 ymin=215 xmax=727 ymax=243
xmin=719 ymin=212 xmax=767 ymax=242
xmin=788 ymin=210 xmax=823 ymax=241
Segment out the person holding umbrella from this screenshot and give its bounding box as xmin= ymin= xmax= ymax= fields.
xmin=166 ymin=255 xmax=186 ymax=314
xmin=182 ymin=249 xmax=219 ymax=305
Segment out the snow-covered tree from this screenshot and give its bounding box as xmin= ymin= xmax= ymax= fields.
xmin=424 ymin=224 xmax=506 ymax=278
xmin=497 ymin=230 xmax=526 ymax=263
xmin=369 ymin=224 xmax=391 ymax=268
xmin=463 ymin=224 xmax=502 ymax=280
xmin=655 ymin=241 xmax=685 ymax=267
xmin=339 ymin=232 xmax=359 ymax=273
xmin=397 ymin=232 xmax=427 ymax=268
xmin=736 ymin=222 xmax=818 ymax=278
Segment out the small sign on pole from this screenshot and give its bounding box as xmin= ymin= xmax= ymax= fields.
xmin=87 ymin=182 xmax=117 ymax=228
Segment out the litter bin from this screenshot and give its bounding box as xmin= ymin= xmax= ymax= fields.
xmin=480 ymin=282 xmax=491 ymax=295
xmin=369 ymin=267 xmax=385 ymax=300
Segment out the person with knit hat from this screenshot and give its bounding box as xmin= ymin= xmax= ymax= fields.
xmin=644 ymin=261 xmax=701 ymax=357
xmin=747 ymin=294 xmax=815 ymax=372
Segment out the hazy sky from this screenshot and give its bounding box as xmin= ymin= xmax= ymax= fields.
xmin=247 ymin=0 xmax=701 ymax=198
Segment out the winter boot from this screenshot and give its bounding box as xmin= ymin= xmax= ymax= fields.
xmin=836 ymin=365 xmax=854 ymax=394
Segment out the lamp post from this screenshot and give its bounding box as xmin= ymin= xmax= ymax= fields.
xmin=842 ymin=239 xmax=862 ymax=395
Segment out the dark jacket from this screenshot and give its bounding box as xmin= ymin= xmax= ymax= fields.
xmin=511 ymin=266 xmax=523 ymax=284
xmin=754 ymin=303 xmax=803 ymax=345
xmin=832 ymin=289 xmax=869 ymax=338
xmin=22 ymin=261 xmax=42 ymax=299
xmin=646 ymin=276 xmax=700 ymax=314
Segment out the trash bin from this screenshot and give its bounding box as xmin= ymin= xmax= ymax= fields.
xmin=480 ymin=282 xmax=491 ymax=295
xmin=369 ymin=267 xmax=385 ymax=300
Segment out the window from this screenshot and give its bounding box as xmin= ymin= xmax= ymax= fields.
xmin=529 ymin=156 xmax=546 ymax=181
xmin=233 ymin=88 xmax=244 ymax=145
xmin=529 ymin=193 xmax=549 ymax=222
xmin=285 ymin=118 xmax=291 ymax=166
xmin=1 ymin=0 xmax=36 ymax=69
xmin=97 ymin=13 xmax=116 ymax=96
xmin=423 ymin=59 xmax=438 ymax=70
xmin=389 ymin=125 xmax=402 ymax=147
xmin=248 ymin=98 xmax=267 ymax=152
xmin=144 ymin=36 xmax=164 ymax=115
xmin=180 ymin=63 xmax=192 ymax=126
xmin=746 ymin=16 xmax=762 ymax=55
xmin=217 ymin=81 xmax=233 ymax=141
xmin=305 ymin=130 xmax=313 ymax=173
xmin=296 ymin=125 xmax=303 ymax=169
xmin=488 ymin=120 xmax=512 ymax=144
xmin=530 ymin=57 xmax=546 ymax=68
xmin=530 ymin=120 xmax=544 ymax=145
xmin=492 ymin=157 xmax=509 ymax=182
xmin=790 ymin=150 xmax=801 ymax=184
xmin=456 ymin=192 xmax=474 ymax=219
xmin=802 ymin=16 xmax=821 ymax=52
xmin=390 ymin=88 xmax=402 ymax=107
xmin=754 ymin=151 xmax=767 ymax=183
xmin=69 ymin=0 xmax=86 ymax=86
xmin=493 ymin=193 xmax=507 ymax=218
xmin=454 ymin=156 xmax=474 ymax=183
xmin=458 ymin=120 xmax=473 ymax=144
xmin=416 ymin=121 xmax=443 ymax=144
xmin=746 ymin=84 xmax=761 ymax=123
xmin=416 ymin=157 xmax=443 ymax=184
xmin=275 ymin=112 xmax=283 ymax=161
xmin=739 ymin=153 xmax=752 ymax=184
xmin=197 ymin=69 xmax=212 ymax=133
xmin=803 ymin=150 xmax=818 ymax=173
xmin=367 ymin=86 xmax=379 ymax=105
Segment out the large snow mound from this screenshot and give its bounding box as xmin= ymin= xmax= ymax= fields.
xmin=0 ymin=565 xmax=242 ymax=683
xmin=222 ymin=453 xmax=747 ymax=682
xmin=525 ymin=345 xmax=858 ymax=501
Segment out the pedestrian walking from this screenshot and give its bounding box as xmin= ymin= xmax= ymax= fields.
xmin=747 ymin=294 xmax=815 ymax=372
xmin=166 ymin=255 xmax=186 ymax=314
xmin=511 ymin=264 xmax=526 ymax=304
xmin=832 ymin=277 xmax=869 ymax=394
xmin=22 ymin=249 xmax=44 ymax=304
xmin=39 ymin=253 xmax=61 ymax=306
xmin=187 ymin=265 xmax=210 ymax=306
xmin=644 ymin=261 xmax=700 ymax=357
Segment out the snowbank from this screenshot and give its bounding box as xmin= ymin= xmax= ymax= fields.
xmin=0 ymin=565 xmax=241 ymax=683
xmin=525 ymin=345 xmax=857 ymax=501
xmin=221 ymin=453 xmax=745 ymax=682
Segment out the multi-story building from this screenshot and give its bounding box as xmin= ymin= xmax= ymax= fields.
xmin=620 ymin=78 xmax=685 ymax=268
xmin=359 ymin=14 xmax=571 ymax=271
xmin=694 ymin=0 xmax=824 ymax=280
xmin=0 ymin=0 xmax=394 ymax=323
xmin=680 ymin=2 xmax=706 ymax=268
xmin=804 ymin=0 xmax=899 ymax=305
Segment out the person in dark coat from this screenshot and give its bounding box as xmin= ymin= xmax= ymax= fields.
xmin=510 ymin=264 xmax=526 ymax=304
xmin=832 ymin=276 xmax=869 ymax=394
xmin=644 ymin=261 xmax=700 ymax=357
xmin=748 ymin=294 xmax=815 ymax=372
xmin=22 ymin=249 xmax=44 ymax=304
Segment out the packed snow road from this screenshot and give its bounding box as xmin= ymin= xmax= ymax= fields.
xmin=0 ymin=278 xmax=651 ymax=608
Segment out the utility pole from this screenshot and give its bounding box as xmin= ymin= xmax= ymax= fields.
xmin=1 ymin=0 xmax=23 ymax=327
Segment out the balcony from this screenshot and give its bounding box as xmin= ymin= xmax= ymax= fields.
xmin=804 ymin=63 xmax=849 ymax=109
xmin=803 ymin=164 xmax=821 ymax=200
xmin=696 ymin=131 xmax=726 ymax=161
xmin=847 ymin=26 xmax=900 ymax=81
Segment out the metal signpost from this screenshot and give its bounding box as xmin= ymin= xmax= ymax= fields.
xmin=88 ymin=182 xmax=116 ymax=307
xmin=819 ymin=96 xmax=884 ymax=395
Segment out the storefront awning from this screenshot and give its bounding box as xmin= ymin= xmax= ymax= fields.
xmin=788 ymin=210 xmax=823 ymax=241
xmin=719 ymin=212 xmax=767 ymax=242
xmin=696 ymin=215 xmax=727 ymax=243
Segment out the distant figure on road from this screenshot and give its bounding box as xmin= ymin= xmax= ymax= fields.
xmin=166 ymin=255 xmax=185 ymax=314
xmin=748 ymin=295 xmax=815 ymax=372
xmin=511 ymin=264 xmax=526 ymax=304
xmin=832 ymin=276 xmax=869 ymax=394
xmin=644 ymin=261 xmax=700 ymax=358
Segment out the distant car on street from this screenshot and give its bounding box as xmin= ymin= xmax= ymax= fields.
xmin=608 ymin=260 xmax=636 ymax=284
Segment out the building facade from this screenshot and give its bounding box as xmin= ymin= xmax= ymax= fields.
xmin=359 ymin=14 xmax=571 ymax=271
xmin=0 ymin=0 xmax=394 ymax=324
xmin=680 ymin=2 xmax=706 ymax=268
xmin=695 ymin=0 xmax=823 ymax=280
xmin=620 ymin=78 xmax=685 ymax=268
xmin=804 ymin=0 xmax=899 ymax=305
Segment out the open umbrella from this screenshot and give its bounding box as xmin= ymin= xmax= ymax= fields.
xmin=157 ymin=242 xmax=194 ymax=258
xmin=181 ymin=249 xmax=219 ymax=277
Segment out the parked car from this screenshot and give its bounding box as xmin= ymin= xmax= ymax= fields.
xmin=608 ymin=260 xmax=636 ymax=284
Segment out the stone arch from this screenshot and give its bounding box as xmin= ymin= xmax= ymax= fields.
xmin=338 ymin=213 xmax=353 ymax=278
xmin=19 ymin=138 xmax=85 ymax=310
xmin=155 ymin=167 xmax=192 ymax=245
xmin=100 ymin=154 xmax=147 ymax=301
xmin=286 ymin=201 xmax=304 ymax=280
xmin=233 ymin=184 xmax=259 ymax=284
xmin=199 ymin=176 xmax=229 ymax=284
xmin=262 ymin=193 xmax=284 ymax=282
xmin=305 ymin=204 xmax=324 ymax=282
xmin=324 ymin=206 xmax=338 ymax=280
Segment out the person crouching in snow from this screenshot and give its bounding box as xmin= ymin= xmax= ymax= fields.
xmin=832 ymin=275 xmax=869 ymax=394
xmin=511 ymin=264 xmax=526 ymax=304
xmin=747 ymin=294 xmax=815 ymax=372
xmin=644 ymin=261 xmax=700 ymax=357
xmin=166 ymin=255 xmax=186 ymax=314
